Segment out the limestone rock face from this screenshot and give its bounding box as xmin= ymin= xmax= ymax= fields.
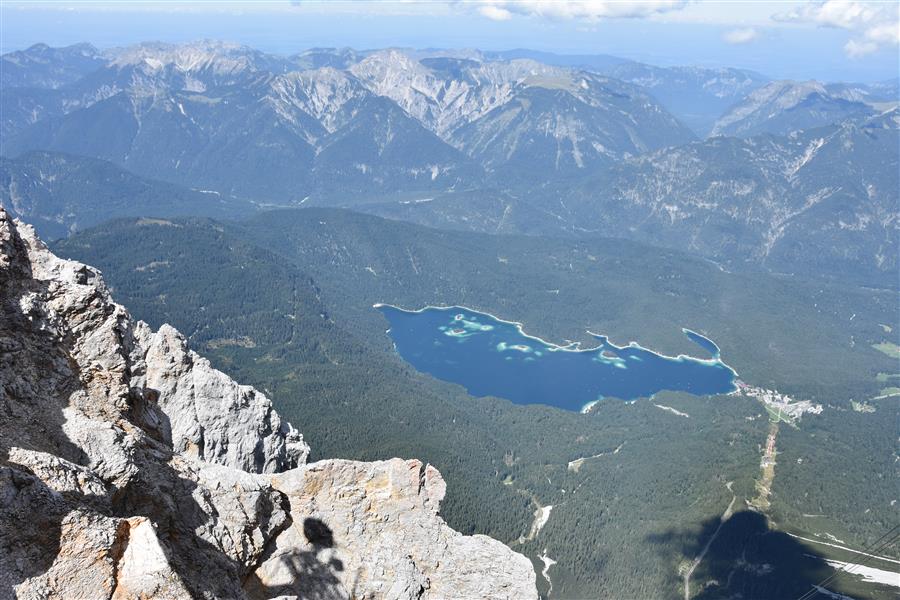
xmin=0 ymin=208 xmax=538 ymax=600
xmin=139 ymin=322 xmax=309 ymax=472
xmin=250 ymin=458 xmax=536 ymax=600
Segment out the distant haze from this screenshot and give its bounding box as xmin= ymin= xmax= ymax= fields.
xmin=1 ymin=2 xmax=898 ymax=83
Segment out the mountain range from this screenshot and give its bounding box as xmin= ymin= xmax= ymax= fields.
xmin=560 ymin=109 xmax=900 ymax=285
xmin=1 ymin=41 xmax=896 ymax=288
xmin=2 ymin=39 xmax=899 ymax=600
xmin=710 ymin=79 xmax=878 ymax=138
xmin=1 ymin=42 xmax=694 ymax=200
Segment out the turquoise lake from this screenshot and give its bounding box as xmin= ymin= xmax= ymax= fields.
xmin=377 ymin=304 xmax=737 ymax=412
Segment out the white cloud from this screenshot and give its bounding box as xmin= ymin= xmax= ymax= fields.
xmin=722 ymin=27 xmax=759 ymax=44
xmin=478 ymin=5 xmax=513 ymax=21
xmin=843 ymin=38 xmax=878 ymax=57
xmin=775 ymin=1 xmax=899 ymax=57
xmin=864 ymin=20 xmax=900 ymax=44
xmin=466 ymin=1 xmax=689 ymax=21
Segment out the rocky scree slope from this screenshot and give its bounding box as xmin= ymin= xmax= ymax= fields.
xmin=0 ymin=208 xmax=537 ymax=599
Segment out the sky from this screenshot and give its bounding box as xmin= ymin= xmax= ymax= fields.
xmin=0 ymin=1 xmax=898 ymax=82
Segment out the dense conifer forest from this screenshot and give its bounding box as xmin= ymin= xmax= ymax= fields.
xmin=55 ymin=210 xmax=900 ymax=599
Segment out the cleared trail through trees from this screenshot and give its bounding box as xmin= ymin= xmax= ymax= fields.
xmin=683 ymin=492 xmax=737 ymax=600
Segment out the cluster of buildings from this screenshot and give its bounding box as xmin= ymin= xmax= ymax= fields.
xmin=734 ymin=380 xmax=823 ymax=422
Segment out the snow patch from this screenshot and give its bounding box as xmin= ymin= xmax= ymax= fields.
xmin=822 ymin=559 xmax=900 ymax=588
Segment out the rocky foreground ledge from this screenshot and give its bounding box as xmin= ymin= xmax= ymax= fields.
xmin=0 ymin=208 xmax=537 ymax=600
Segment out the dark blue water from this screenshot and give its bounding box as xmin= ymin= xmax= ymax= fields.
xmin=682 ymin=328 xmax=722 ymax=359
xmin=377 ymin=304 xmax=737 ymax=412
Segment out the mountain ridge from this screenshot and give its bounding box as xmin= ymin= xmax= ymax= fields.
xmin=1 ymin=41 xmax=696 ymax=198
xmin=711 ymin=79 xmax=876 ymax=137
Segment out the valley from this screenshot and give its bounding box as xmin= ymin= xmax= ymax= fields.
xmin=52 ymin=209 xmax=899 ymax=599
xmin=1 ymin=36 xmax=897 ymax=600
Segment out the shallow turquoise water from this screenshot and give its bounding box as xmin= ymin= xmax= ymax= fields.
xmin=378 ymin=305 xmax=737 ymax=412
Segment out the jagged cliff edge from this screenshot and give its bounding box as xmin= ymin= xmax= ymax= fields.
xmin=0 ymin=208 xmax=537 ymax=599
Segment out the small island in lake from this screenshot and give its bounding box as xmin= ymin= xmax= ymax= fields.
xmin=376 ymin=304 xmax=737 ymax=412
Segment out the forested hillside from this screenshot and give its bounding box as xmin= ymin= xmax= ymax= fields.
xmin=55 ymin=210 xmax=900 ymax=599
xmin=0 ymin=151 xmax=254 ymax=239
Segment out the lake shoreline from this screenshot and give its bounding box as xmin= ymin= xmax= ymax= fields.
xmin=375 ymin=302 xmax=738 ymax=377
xmin=376 ymin=303 xmax=739 ymax=409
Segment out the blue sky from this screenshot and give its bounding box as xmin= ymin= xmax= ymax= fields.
xmin=1 ymin=1 xmax=898 ymax=82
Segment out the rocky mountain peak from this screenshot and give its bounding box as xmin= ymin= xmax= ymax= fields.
xmin=0 ymin=208 xmax=537 ymax=599
xmin=108 ymin=40 xmax=262 ymax=74
xmin=348 ymin=51 xmax=572 ymax=137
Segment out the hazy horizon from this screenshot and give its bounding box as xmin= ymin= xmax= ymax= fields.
xmin=2 ymin=1 xmax=898 ymax=83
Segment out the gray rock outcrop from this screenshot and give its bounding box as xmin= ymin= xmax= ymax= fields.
xmin=0 ymin=208 xmax=537 ymax=599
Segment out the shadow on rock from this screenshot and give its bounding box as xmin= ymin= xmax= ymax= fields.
xmin=0 ymin=465 xmax=103 ymax=599
xmin=243 ymin=517 xmax=347 ymax=600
